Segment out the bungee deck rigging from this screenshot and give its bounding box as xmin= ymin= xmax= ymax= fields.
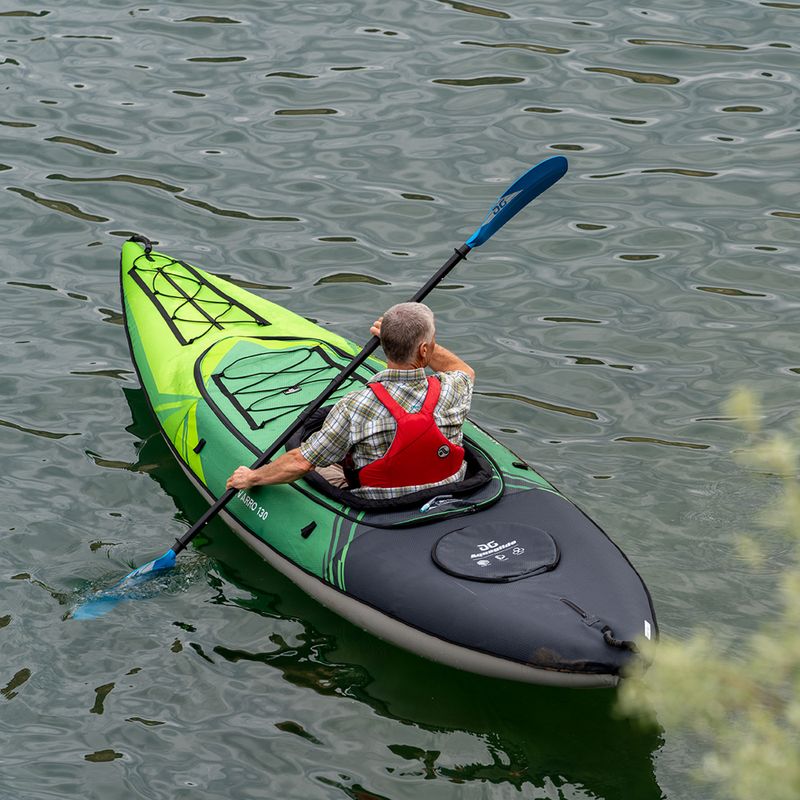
xmin=211 ymin=339 xmax=373 ymax=431
xmin=127 ymin=246 xmax=271 ymax=345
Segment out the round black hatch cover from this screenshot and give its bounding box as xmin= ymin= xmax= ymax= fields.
xmin=433 ymin=523 xmax=559 ymax=583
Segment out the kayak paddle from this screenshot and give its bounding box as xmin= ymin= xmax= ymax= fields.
xmin=71 ymin=155 xmax=568 ymax=619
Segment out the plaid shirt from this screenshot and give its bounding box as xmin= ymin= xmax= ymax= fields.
xmin=300 ymin=367 xmax=473 ymax=500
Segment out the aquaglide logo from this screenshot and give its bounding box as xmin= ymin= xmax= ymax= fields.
xmin=488 ymin=189 xmax=522 ymax=220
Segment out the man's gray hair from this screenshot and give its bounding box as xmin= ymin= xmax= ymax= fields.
xmin=380 ymin=302 xmax=435 ymax=364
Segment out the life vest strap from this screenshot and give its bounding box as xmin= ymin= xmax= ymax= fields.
xmin=367 ymin=376 xmax=441 ymax=421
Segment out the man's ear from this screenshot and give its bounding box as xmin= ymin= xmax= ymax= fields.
xmin=418 ymin=340 xmax=430 ymax=363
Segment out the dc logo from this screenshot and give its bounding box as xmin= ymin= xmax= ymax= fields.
xmin=437 ymin=445 xmax=450 ymax=458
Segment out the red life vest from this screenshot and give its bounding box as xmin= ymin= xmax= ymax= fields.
xmin=356 ymin=376 xmax=465 ymax=489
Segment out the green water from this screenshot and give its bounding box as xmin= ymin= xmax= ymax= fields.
xmin=1 ymin=1 xmax=798 ymax=797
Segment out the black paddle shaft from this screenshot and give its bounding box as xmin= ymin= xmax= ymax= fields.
xmin=171 ymin=243 xmax=472 ymax=554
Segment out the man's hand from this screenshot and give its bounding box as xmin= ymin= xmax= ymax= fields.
xmin=427 ymin=343 xmax=475 ymax=381
xmin=225 ymin=449 xmax=314 ymax=491
xmin=226 ymin=466 xmax=258 ymax=490
xmin=370 ymin=317 xmax=382 ymax=338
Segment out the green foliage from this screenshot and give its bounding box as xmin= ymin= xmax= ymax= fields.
xmin=618 ymin=389 xmax=800 ymax=800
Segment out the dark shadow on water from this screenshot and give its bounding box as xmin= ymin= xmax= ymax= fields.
xmin=124 ymin=386 xmax=664 ymax=799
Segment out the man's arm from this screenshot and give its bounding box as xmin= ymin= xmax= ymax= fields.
xmin=427 ymin=343 xmax=475 ymax=381
xmin=370 ymin=317 xmax=475 ymax=381
xmin=226 ymin=448 xmax=313 ymax=490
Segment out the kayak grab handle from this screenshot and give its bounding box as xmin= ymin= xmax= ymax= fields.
xmin=560 ymin=597 xmax=638 ymax=652
xmin=128 ymin=234 xmax=154 ymax=260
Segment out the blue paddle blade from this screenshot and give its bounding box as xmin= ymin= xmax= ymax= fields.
xmin=71 ymin=549 xmax=177 ymax=620
xmin=465 ymin=155 xmax=568 ymax=249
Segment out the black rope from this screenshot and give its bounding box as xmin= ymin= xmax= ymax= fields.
xmin=130 ymin=253 xmax=270 ymax=344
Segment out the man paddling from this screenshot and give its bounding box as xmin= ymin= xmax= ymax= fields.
xmin=226 ymin=302 xmax=474 ymax=500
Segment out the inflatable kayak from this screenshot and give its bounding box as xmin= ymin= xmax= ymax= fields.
xmin=120 ymin=237 xmax=657 ymax=687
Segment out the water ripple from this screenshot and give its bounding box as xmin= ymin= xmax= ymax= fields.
xmin=0 ymin=9 xmax=50 ymax=16
xmin=0 ymin=418 xmax=80 ymax=441
xmin=6 ymin=187 xmax=108 ymax=222
xmin=478 ymin=390 xmax=600 ymax=420
xmin=176 ymin=16 xmax=243 ymax=25
xmin=266 ymin=71 xmax=317 ymax=80
xmin=436 ymin=0 xmax=511 ymax=19
xmin=274 ymin=107 xmax=339 ymax=116
xmin=186 ymin=56 xmax=248 ymax=64
xmin=616 ymin=436 xmax=711 ymax=451
xmin=433 ymin=75 xmax=526 ymax=87
xmin=629 ymin=37 xmax=749 ymax=51
xmin=45 ymin=135 xmax=117 ymax=154
xmin=584 ymin=66 xmax=681 ymax=85
xmin=461 ymin=39 xmax=570 ymax=55
xmin=1 ymin=668 xmax=32 ymax=700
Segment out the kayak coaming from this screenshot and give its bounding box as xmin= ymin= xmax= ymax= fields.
xmin=120 ymin=240 xmax=657 ymax=686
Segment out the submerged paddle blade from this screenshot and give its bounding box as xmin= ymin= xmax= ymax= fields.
xmin=71 ymin=549 xmax=177 ymax=620
xmin=126 ymin=549 xmax=178 ymax=578
xmin=465 ymin=155 xmax=568 ymax=249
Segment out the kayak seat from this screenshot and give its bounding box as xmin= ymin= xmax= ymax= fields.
xmin=287 ymin=406 xmax=495 ymax=511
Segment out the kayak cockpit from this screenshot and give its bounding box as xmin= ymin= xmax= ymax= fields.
xmin=288 ymin=405 xmax=499 ymax=514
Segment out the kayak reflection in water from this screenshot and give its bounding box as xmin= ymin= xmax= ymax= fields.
xmin=225 ymin=302 xmax=475 ymax=500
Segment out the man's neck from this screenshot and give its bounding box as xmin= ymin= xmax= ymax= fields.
xmin=385 ymin=360 xmax=424 ymax=371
